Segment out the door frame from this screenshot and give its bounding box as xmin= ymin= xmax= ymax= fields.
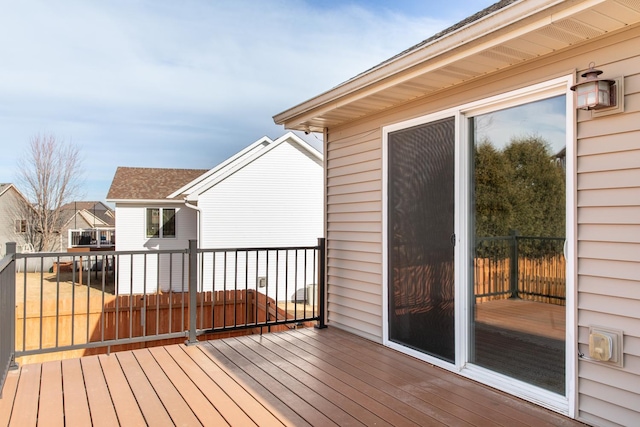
xmin=381 ymin=75 xmax=576 ymax=416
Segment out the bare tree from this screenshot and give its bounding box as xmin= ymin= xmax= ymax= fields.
xmin=17 ymin=134 xmax=84 ymax=252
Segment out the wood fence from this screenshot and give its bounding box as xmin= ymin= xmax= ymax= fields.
xmin=474 ymin=255 xmax=566 ymax=305
xmin=15 ymin=290 xmax=301 ymax=364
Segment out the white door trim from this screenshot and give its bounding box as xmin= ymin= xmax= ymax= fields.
xmin=381 ymin=75 xmax=576 ymax=416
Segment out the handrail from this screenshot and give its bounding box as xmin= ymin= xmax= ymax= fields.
xmin=6 ymin=239 xmax=325 ymax=362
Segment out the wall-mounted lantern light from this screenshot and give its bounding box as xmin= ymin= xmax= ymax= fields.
xmin=570 ymin=63 xmax=617 ymax=110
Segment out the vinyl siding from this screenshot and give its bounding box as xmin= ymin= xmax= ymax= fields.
xmin=197 ymin=139 xmax=323 ymax=302
xmin=575 ymin=48 xmax=640 ymax=426
xmin=114 ymin=204 xmax=195 ymax=293
xmin=324 ymin=23 xmax=640 ymax=425
xmin=0 ymin=188 xmax=29 ymax=256
xmin=198 ymin=139 xmax=322 ymax=248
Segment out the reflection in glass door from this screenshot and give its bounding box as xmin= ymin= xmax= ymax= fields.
xmin=388 ymin=117 xmax=455 ymax=363
xmin=470 ymin=95 xmax=566 ymax=394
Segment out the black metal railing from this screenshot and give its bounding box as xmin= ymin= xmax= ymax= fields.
xmin=0 ymin=243 xmax=18 ymax=396
xmin=474 ymin=231 xmax=565 ymax=303
xmin=0 ymin=238 xmax=325 ymax=366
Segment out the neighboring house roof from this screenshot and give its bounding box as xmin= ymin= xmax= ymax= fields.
xmin=107 ymin=132 xmax=321 ymax=204
xmin=0 ymin=183 xmax=36 ymax=213
xmin=167 ymin=136 xmax=272 ymax=199
xmin=0 ymin=183 xmax=11 ymax=197
xmin=107 ymin=167 xmax=208 ymax=201
xmin=59 ymin=201 xmax=115 ymax=226
xmin=274 ymin=0 xmax=640 ymax=131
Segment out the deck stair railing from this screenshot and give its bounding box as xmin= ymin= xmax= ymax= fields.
xmin=0 ymin=238 xmax=325 ymax=380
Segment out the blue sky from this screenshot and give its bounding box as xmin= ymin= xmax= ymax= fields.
xmin=0 ymin=0 xmax=497 ymax=202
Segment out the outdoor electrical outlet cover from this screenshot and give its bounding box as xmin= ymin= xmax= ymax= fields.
xmin=588 ymin=326 xmax=624 ymax=368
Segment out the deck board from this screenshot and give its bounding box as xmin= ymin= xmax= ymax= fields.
xmin=80 ymin=356 xmax=121 ymax=427
xmin=37 ymin=361 xmax=64 ymax=427
xmin=475 ymin=299 xmax=565 ymax=341
xmin=10 ymin=362 xmax=40 ymax=427
xmin=147 ymin=346 xmax=229 ymax=426
xmin=224 ymin=336 xmax=366 ymax=426
xmin=259 ymin=332 xmax=427 ymax=426
xmin=0 ymin=328 xmax=586 ymax=427
xmin=208 ymin=338 xmax=338 ymax=426
xmin=116 ymin=350 xmax=174 ymax=426
xmin=189 ymin=343 xmax=306 ymax=427
xmin=132 ymin=348 xmax=202 ymax=426
xmin=97 ymin=353 xmax=147 ymax=427
xmin=173 ymin=344 xmax=280 ymax=427
xmin=61 ymin=358 xmax=93 ymax=427
xmin=0 ymin=369 xmax=19 ymax=426
xmin=245 ymin=334 xmax=398 ymax=427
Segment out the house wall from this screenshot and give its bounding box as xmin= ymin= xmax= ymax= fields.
xmin=0 ymin=187 xmax=30 ymax=256
xmin=198 ymin=139 xmax=323 ymax=301
xmin=114 ymin=204 xmax=196 ymax=293
xmin=324 ymin=26 xmax=640 ymax=425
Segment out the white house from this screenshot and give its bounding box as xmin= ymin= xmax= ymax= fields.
xmin=107 ymin=132 xmax=323 ymax=299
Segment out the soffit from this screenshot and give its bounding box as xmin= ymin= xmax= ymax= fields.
xmin=274 ymin=0 xmax=640 ymax=132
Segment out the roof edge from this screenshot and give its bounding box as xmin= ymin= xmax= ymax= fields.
xmin=273 ymin=0 xmax=570 ymax=129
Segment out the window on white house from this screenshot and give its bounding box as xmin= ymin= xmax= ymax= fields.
xmin=14 ymin=219 xmax=27 ymax=233
xmin=146 ymin=208 xmax=176 ymax=238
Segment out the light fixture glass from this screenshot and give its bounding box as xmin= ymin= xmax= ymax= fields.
xmin=570 ymin=63 xmax=616 ymax=110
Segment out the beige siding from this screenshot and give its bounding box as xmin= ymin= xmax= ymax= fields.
xmin=575 ymin=46 xmax=640 ymax=427
xmin=323 ymin=23 xmax=640 ymax=426
xmin=325 ymin=128 xmax=383 ymax=338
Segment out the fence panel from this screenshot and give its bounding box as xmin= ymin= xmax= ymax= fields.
xmin=475 ymin=235 xmax=565 ymax=304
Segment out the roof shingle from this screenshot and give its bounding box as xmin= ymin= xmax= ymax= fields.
xmin=107 ymin=167 xmax=208 ymax=200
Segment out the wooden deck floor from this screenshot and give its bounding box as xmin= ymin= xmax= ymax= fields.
xmin=0 ymin=327 xmax=584 ymax=426
xmin=475 ymin=299 xmax=565 ymax=341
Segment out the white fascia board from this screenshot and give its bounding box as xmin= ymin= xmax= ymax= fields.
xmin=274 ymin=131 xmax=323 ymax=162
xmin=187 ymin=132 xmax=322 ymax=201
xmin=273 ymin=0 xmax=595 ymax=128
xmin=107 ymin=199 xmax=186 ymax=205
xmin=167 ymin=136 xmax=274 ymax=199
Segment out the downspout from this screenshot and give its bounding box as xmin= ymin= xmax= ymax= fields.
xmin=183 ymin=199 xmax=201 ymax=248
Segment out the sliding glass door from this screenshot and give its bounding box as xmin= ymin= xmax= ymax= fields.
xmin=469 ymin=95 xmax=567 ymax=393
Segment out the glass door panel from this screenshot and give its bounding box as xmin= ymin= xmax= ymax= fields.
xmin=470 ymin=96 xmax=566 ymax=393
xmin=388 ymin=117 xmax=455 ymax=363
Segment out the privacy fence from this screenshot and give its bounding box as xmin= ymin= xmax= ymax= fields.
xmin=0 ymin=239 xmax=325 ymax=387
xmin=474 ymin=232 xmax=566 ymax=304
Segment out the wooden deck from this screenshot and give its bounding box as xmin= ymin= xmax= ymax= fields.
xmin=475 ymin=299 xmax=565 ymax=341
xmin=0 ymin=327 xmax=584 ymax=426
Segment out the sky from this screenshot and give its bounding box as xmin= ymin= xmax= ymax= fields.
xmin=0 ymin=0 xmax=497 ymax=202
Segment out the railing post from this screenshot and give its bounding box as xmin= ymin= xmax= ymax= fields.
xmin=6 ymin=243 xmax=18 ymax=371
xmin=315 ymin=237 xmax=327 ymax=329
xmin=509 ymin=230 xmax=519 ymax=299
xmin=186 ymin=239 xmax=198 ymax=345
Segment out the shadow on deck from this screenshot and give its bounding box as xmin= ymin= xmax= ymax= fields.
xmin=0 ymin=327 xmax=585 ymax=426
